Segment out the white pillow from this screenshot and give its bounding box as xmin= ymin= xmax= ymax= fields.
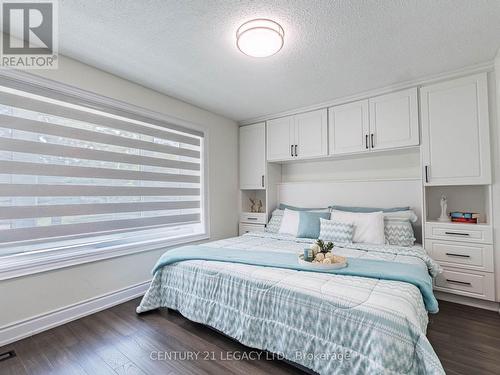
xmin=330 ymin=210 xmax=385 ymax=244
xmin=278 ymin=209 xmax=300 ymax=236
xmin=383 ymin=210 xmax=418 ymax=223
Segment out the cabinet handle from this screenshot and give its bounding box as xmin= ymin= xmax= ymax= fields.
xmin=365 ymin=134 xmax=369 ymax=149
xmin=444 ymin=232 xmax=470 ymax=236
xmin=424 ymin=166 xmax=429 ymax=183
xmin=445 ymin=253 xmax=471 ymax=258
xmin=371 ymin=133 xmax=374 ymax=148
xmin=261 ymin=175 xmax=264 ymax=188
xmin=246 ymin=217 xmax=258 ymax=221
xmin=290 ymin=145 xmax=293 ymax=157
xmin=445 ymin=279 xmax=472 ymax=286
xmin=295 ymin=144 xmax=298 ymax=157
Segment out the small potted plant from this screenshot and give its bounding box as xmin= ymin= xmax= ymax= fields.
xmin=315 ymin=239 xmax=334 ymax=254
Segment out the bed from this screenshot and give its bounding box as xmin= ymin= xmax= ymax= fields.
xmin=137 ymin=231 xmax=445 ymax=375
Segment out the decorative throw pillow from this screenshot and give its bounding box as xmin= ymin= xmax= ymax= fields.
xmin=265 ymin=209 xmax=283 ymax=233
xmin=278 ymin=209 xmax=301 ymax=236
xmin=296 ymin=211 xmax=331 ymax=239
xmin=318 ymin=218 xmax=354 ymax=243
xmin=330 ymin=210 xmax=385 ymax=244
xmin=385 ymin=218 xmax=416 ymax=247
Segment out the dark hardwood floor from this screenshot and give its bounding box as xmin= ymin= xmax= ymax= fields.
xmin=1 ymin=298 xmax=500 ymax=375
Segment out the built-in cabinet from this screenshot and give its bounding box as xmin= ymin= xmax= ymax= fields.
xmin=239 ymin=122 xmax=266 ymax=189
xmin=328 ymin=100 xmax=369 ymax=155
xmin=267 ymin=89 xmax=418 ymax=161
xmin=266 ymin=116 xmax=294 ymax=161
xmin=368 ymin=88 xmax=419 ymax=151
xmin=239 ymin=123 xmax=281 ymax=233
xmin=241 ymin=71 xmax=497 ymax=305
xmin=425 ymin=221 xmax=495 ymax=301
xmin=267 ymin=109 xmax=327 ymax=161
xmin=421 ymin=74 xmax=491 ymax=185
xmin=328 ymin=88 xmax=419 ymax=156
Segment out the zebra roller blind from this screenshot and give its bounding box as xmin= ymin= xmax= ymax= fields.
xmin=0 ymin=84 xmax=204 ymax=250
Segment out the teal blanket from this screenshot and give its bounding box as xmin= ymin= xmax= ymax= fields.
xmin=153 ymin=245 xmax=438 ymax=313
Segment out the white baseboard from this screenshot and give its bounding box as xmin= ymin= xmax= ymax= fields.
xmin=435 ymin=291 xmax=500 ymax=313
xmin=0 ymin=280 xmax=150 ymax=347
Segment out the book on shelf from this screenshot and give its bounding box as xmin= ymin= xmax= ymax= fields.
xmin=451 ymin=217 xmax=478 ymax=224
xmin=450 ymin=211 xmax=480 ymax=219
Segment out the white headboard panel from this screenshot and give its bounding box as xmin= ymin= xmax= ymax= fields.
xmin=277 ymin=178 xmax=423 ymax=241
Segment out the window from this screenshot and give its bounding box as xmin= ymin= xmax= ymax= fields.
xmin=0 ymin=78 xmax=206 ymax=262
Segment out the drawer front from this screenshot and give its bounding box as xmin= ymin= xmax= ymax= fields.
xmin=425 ymin=239 xmax=494 ymax=272
xmin=425 ymin=223 xmax=492 ymax=244
xmin=434 ymin=268 xmax=495 ymax=301
xmin=239 ymin=223 xmax=266 ymax=236
xmin=240 ymin=212 xmax=267 ymax=224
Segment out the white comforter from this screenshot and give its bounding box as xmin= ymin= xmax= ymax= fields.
xmin=137 ymin=232 xmax=444 ymax=374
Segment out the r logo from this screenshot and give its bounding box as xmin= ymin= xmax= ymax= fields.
xmin=2 ymin=2 xmax=53 ymax=55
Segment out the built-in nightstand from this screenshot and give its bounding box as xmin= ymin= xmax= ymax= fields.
xmin=424 ymin=185 xmax=495 ymax=302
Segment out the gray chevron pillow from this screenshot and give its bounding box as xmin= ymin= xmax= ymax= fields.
xmin=265 ymin=209 xmax=284 ymax=233
xmin=318 ymin=218 xmax=354 ymax=243
xmin=384 ymin=218 xmax=415 ymax=247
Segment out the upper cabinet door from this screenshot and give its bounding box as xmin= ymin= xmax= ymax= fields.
xmin=369 ymin=88 xmax=419 ymax=150
xmin=421 ymin=74 xmax=491 ymax=186
xmin=266 ymin=116 xmax=294 ymax=161
xmin=328 ymin=100 xmax=369 ymax=155
xmin=239 ymin=123 xmax=266 ymax=189
xmin=294 ymin=109 xmax=328 ymax=159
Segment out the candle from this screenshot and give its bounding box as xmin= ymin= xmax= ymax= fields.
xmin=303 ymin=248 xmax=313 ymax=262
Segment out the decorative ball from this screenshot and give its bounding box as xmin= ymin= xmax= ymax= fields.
xmin=315 ymin=253 xmax=325 ymax=261
xmin=322 ymin=258 xmax=332 ymax=264
xmin=325 ymin=252 xmax=333 ymax=259
xmin=310 ymin=243 xmax=321 ymax=255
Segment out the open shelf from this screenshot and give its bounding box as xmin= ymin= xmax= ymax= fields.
xmin=240 ymin=189 xmax=267 ymax=214
xmin=424 ymin=185 xmax=491 ymax=225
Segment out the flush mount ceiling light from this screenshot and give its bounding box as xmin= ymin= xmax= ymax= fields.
xmin=236 ymin=19 xmax=284 ymax=57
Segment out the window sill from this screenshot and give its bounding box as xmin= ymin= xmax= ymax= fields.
xmin=0 ymin=233 xmax=209 ymax=281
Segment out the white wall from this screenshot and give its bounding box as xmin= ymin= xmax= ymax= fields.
xmin=0 ymin=55 xmax=239 ymax=327
xmin=281 ymin=148 xmax=420 ymax=183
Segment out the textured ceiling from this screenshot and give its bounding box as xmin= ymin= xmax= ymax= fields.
xmin=56 ymin=0 xmax=500 ymax=122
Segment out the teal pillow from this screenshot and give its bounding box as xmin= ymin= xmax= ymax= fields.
xmin=297 ymin=211 xmax=331 ymax=239
xmin=279 ymin=203 xmax=328 ymax=211
xmin=329 ymin=205 xmax=410 ymax=213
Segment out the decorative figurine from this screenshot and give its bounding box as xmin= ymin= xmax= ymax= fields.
xmin=249 ymin=198 xmax=256 ymax=213
xmin=437 ymin=195 xmax=450 ymax=222
xmin=257 ymin=199 xmax=263 ymax=213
